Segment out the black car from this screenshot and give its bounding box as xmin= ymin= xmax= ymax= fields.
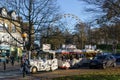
xmin=89 ymin=54 xmax=116 ymax=69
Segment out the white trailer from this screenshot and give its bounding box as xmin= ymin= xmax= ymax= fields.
xmin=28 ymin=58 xmax=58 ymax=73
xmin=23 ymin=50 xmax=58 ymax=73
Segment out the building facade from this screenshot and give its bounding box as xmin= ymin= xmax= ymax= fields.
xmin=0 ymin=7 xmax=23 ymax=57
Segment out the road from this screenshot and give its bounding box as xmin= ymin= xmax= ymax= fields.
xmin=0 ymin=62 xmax=120 ymax=80
xmin=1 ymin=66 xmax=120 ymax=80
xmin=0 ymin=69 xmax=20 ymax=78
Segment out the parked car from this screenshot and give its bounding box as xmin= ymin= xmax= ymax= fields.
xmin=89 ymin=54 xmax=116 ymax=69
xmin=112 ymin=53 xmax=120 ymax=62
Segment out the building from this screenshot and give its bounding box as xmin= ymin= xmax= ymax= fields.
xmin=0 ymin=7 xmax=23 ymax=57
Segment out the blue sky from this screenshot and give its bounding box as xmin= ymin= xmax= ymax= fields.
xmin=57 ymin=0 xmax=102 ymax=23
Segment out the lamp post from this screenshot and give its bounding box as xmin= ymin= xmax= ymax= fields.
xmin=22 ymin=32 xmax=27 ymax=51
xmin=22 ymin=32 xmax=31 ymax=61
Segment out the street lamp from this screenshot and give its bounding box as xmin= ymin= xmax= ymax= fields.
xmin=22 ymin=32 xmax=27 ymax=50
xmin=22 ymin=32 xmax=31 ymax=62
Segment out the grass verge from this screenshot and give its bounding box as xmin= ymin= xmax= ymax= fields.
xmin=53 ymin=74 xmax=120 ymax=80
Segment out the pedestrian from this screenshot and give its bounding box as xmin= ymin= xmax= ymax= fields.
xmin=21 ymin=53 xmax=29 ymax=77
xmin=5 ymin=56 xmax=9 ymax=64
xmin=6 ymin=50 xmax=10 ymax=64
xmin=3 ymin=61 xmax=6 ymax=70
xmin=17 ymin=56 xmax=20 ymax=63
xmin=10 ymin=55 xmax=15 ymax=66
xmin=22 ymin=62 xmax=26 ymax=77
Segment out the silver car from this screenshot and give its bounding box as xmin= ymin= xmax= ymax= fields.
xmin=89 ymin=54 xmax=116 ymax=69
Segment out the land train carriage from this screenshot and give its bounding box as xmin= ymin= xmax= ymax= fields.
xmin=28 ymin=58 xmax=58 ymax=73
xmin=22 ymin=50 xmax=58 ymax=73
xmin=56 ymin=49 xmax=89 ymax=69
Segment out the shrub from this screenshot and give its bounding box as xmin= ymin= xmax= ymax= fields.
xmin=97 ymin=44 xmax=112 ymax=51
xmin=117 ymin=44 xmax=120 ymax=49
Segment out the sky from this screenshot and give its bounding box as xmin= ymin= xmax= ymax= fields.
xmin=57 ymin=0 xmax=103 ymax=23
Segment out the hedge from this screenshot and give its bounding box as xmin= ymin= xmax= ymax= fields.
xmin=97 ymin=44 xmax=112 ymax=50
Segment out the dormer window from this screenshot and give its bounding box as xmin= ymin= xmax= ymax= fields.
xmin=0 ymin=23 xmax=4 ymax=32
xmin=0 ymin=23 xmax=8 ymax=32
xmin=2 ymin=8 xmax=7 ymax=17
xmin=11 ymin=11 xmax=16 ymax=20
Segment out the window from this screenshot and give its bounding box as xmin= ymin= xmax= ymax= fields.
xmin=11 ymin=25 xmax=16 ymax=33
xmin=109 ymin=55 xmax=115 ymax=60
xmin=2 ymin=8 xmax=7 ymax=17
xmin=11 ymin=12 xmax=16 ymax=20
xmin=0 ymin=23 xmax=4 ymax=32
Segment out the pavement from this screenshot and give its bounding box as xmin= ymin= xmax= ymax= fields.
xmin=0 ymin=61 xmax=22 ymax=79
xmin=0 ymin=61 xmax=20 ymax=71
xmin=0 ymin=61 xmax=37 ymax=80
xmin=0 ymin=61 xmax=51 ymax=80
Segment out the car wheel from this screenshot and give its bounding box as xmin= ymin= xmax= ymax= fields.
xmin=32 ymin=67 xmax=37 ymax=73
xmin=46 ymin=67 xmax=50 ymax=71
xmin=102 ymin=64 xmax=106 ymax=69
xmin=50 ymin=65 xmax=55 ymax=71
xmin=89 ymin=65 xmax=93 ymax=69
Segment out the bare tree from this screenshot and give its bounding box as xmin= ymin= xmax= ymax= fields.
xmin=0 ymin=0 xmax=60 ymax=51
xmin=40 ymin=26 xmax=65 ymax=50
xmin=74 ymin=23 xmax=87 ymax=49
xmin=81 ymin=0 xmax=120 ymax=23
xmin=80 ymin=0 xmax=120 ymax=52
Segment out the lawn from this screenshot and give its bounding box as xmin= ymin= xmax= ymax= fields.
xmin=53 ymin=68 xmax=120 ymax=80
xmin=53 ymin=75 xmax=120 ymax=80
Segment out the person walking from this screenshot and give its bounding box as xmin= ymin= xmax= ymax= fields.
xmin=21 ymin=62 xmax=26 ymax=77
xmin=3 ymin=61 xmax=6 ymax=70
xmin=10 ymin=55 xmax=15 ymax=66
xmin=21 ymin=54 xmax=28 ymax=77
